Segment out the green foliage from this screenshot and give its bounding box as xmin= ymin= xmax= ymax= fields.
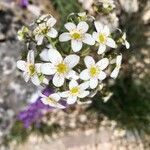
xmin=88 ymin=74 xmax=150 ymax=134
xmin=51 ymin=0 xmax=83 ymax=25
xmin=3 ymin=121 xmax=30 ymax=146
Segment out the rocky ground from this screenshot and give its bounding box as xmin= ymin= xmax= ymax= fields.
xmin=0 ymin=0 xmax=149 ymax=150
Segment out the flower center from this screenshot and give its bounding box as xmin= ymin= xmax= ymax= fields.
xmin=27 ymin=64 xmax=35 ymax=76
xmin=89 ymin=66 xmax=99 ymax=77
xmin=41 ymin=27 xmax=49 ymax=34
xmin=47 ymin=97 xmax=57 ymax=104
xmin=71 ymin=31 xmax=82 ymax=40
xmin=70 ymin=87 xmax=80 ymax=95
xmin=99 ymin=34 xmax=107 ymax=44
xmin=56 ymin=63 xmax=68 ymax=74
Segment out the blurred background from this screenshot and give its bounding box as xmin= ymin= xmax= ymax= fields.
xmin=0 ymin=0 xmax=149 ymax=150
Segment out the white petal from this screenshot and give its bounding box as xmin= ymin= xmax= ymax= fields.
xmin=90 ymin=78 xmax=98 ymax=89
xmin=98 ymin=71 xmax=107 ymax=80
xmin=59 ymin=91 xmax=69 ymax=98
xmin=97 ymin=58 xmax=109 ymax=70
xmin=106 ymin=38 xmax=116 ymax=48
xmin=41 ymin=63 xmax=56 ymax=75
xmin=98 ymin=44 xmax=106 ymax=54
xmin=41 ymin=98 xmax=65 ymax=109
xmin=40 ymin=49 xmax=49 ymax=61
xmin=66 ymin=70 xmax=79 ymax=80
xmin=64 ymin=54 xmax=79 ymax=68
xmin=78 ymin=91 xmax=89 ymax=98
xmin=55 ymin=103 xmax=66 ymax=109
xmin=125 ymin=41 xmax=130 ymax=49
xmin=17 ymin=60 xmax=26 ymax=71
xmin=84 ymin=56 xmax=95 ymax=68
xmin=47 ymin=17 xmax=56 ymax=27
xmin=103 ymin=25 xmax=110 ymax=36
xmin=80 ymin=69 xmax=90 ymax=80
xmin=50 ymin=93 xmax=60 ymax=101
xmin=110 ymin=68 xmax=120 ymax=79
xmin=35 ymin=63 xmax=42 ymax=73
xmin=41 ymin=98 xmax=48 ymax=105
xmin=67 ymin=96 xmax=77 ymax=104
xmin=69 ymin=80 xmax=78 ymax=89
xmin=23 ymin=72 xmax=30 ymax=82
xmin=116 ymin=55 xmax=122 ymax=65
xmin=65 ymin=22 xmax=76 ymax=31
xmin=27 ymin=50 xmax=34 ymax=64
xmin=83 ymin=33 xmax=95 ymax=45
xmin=71 ymin=40 xmax=83 ymax=52
xmin=43 ymin=78 xmax=49 ymax=85
xmin=35 ymin=35 xmax=44 ymax=45
xmin=79 ymin=81 xmax=89 ymax=90
xmin=77 ymin=21 xmax=89 ymax=33
xmin=47 ymin=28 xmax=58 ymax=38
xmin=48 ymin=49 xmax=62 ymax=64
xmin=92 ymin=32 xmax=99 ymax=42
xmin=39 ymin=92 xmax=47 ymax=98
xmin=53 ymin=74 xmax=65 ymax=87
xmin=59 ymin=32 xmax=71 ymax=42
xmin=94 ymin=21 xmax=103 ymax=32
xmin=31 ymin=74 xmax=41 ymax=85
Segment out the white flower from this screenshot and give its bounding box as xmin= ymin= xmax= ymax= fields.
xmin=40 ymin=93 xmax=65 ymax=109
xmin=110 ymin=55 xmax=122 ymax=79
xmin=17 ymin=26 xmax=29 ymax=41
xmin=99 ymin=0 xmax=115 ymax=9
xmin=34 ymin=17 xmax=58 ymax=45
xmin=59 ymin=21 xmax=95 ymax=52
xmin=93 ymin=21 xmax=116 ymax=54
xmin=17 ymin=50 xmax=44 ymax=85
xmin=41 ymin=49 xmax=80 ymax=87
xmin=80 ymin=56 xmax=109 ymax=89
xmin=60 ymin=80 xmax=89 ymax=104
xmin=122 ymin=33 xmax=130 ymax=49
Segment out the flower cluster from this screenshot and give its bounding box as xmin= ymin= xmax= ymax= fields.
xmin=17 ymin=12 xmax=129 ymax=108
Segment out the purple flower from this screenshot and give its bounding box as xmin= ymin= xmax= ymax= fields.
xmin=18 ymin=87 xmax=67 ymax=128
xmin=18 ymin=0 xmax=29 ymax=8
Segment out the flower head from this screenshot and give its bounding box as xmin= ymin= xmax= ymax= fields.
xmin=40 ymin=92 xmax=65 ymax=109
xmin=17 ymin=26 xmax=29 ymax=41
xmin=34 ymin=16 xmax=58 ymax=45
xmin=60 ymin=80 xmax=89 ymax=104
xmin=93 ymin=21 xmax=116 ymax=54
xmin=80 ymin=56 xmax=109 ymax=89
xmin=41 ymin=49 xmax=79 ymax=87
xmin=17 ymin=50 xmax=47 ymax=85
xmin=99 ymin=0 xmax=115 ymax=9
xmin=110 ymin=55 xmax=122 ymax=79
xmin=59 ymin=21 xmax=95 ymax=52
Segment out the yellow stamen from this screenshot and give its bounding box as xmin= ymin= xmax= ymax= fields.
xmin=71 ymin=31 xmax=82 ymax=40
xmin=47 ymin=97 xmax=57 ymax=104
xmin=41 ymin=27 xmax=49 ymax=34
xmin=70 ymin=87 xmax=80 ymax=95
xmin=99 ymin=34 xmax=107 ymax=44
xmin=89 ymin=66 xmax=99 ymax=77
xmin=27 ymin=64 xmax=35 ymax=76
xmin=56 ymin=63 xmax=68 ymax=74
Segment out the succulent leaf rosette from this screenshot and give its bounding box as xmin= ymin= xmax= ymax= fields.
xmin=17 ymin=12 xmax=129 ymax=108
